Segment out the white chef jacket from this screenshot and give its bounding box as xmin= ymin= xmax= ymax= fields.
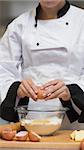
xmin=0 ymin=5 xmax=84 ymax=128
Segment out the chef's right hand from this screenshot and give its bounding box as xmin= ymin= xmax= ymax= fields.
xmin=17 ymin=79 xmax=38 ymax=100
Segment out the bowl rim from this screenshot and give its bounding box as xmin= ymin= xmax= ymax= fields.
xmin=15 ymin=105 xmax=69 ymax=113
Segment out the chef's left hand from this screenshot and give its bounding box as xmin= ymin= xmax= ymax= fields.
xmin=41 ymin=80 xmax=71 ymax=101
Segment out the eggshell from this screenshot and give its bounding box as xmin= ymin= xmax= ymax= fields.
xmin=15 ymin=131 xmax=28 ymax=141
xmin=37 ymin=87 xmax=45 ymax=99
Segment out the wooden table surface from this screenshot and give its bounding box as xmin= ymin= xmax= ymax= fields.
xmin=0 ymin=130 xmax=80 ymax=150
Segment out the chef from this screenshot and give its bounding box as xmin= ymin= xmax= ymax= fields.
xmin=0 ymin=0 xmax=84 ymax=129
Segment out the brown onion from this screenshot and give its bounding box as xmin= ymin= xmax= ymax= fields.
xmin=1 ymin=128 xmax=16 ymax=141
xmin=80 ymin=139 xmax=84 ymax=150
xmin=28 ymin=130 xmax=41 ymax=142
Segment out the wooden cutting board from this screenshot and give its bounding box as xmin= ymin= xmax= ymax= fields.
xmin=0 ymin=127 xmax=80 ymax=150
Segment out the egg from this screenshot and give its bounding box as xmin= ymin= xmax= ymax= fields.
xmin=37 ymin=87 xmax=45 ymax=99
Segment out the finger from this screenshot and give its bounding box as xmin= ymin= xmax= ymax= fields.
xmin=44 ymin=82 xmax=64 ymax=97
xmin=58 ymin=90 xmax=71 ymax=101
xmin=41 ymin=80 xmax=58 ymax=89
xmin=26 ymin=83 xmax=37 ymax=100
xmin=18 ymin=88 xmax=26 ymax=98
xmin=58 ymin=91 xmax=66 ymax=99
xmin=22 ymin=80 xmax=37 ymax=100
xmin=28 ymin=79 xmax=38 ymax=94
xmin=17 ymin=85 xmax=25 ymax=98
xmin=45 ymin=86 xmax=66 ymax=100
xmin=43 ymin=85 xmax=54 ymax=97
xmin=20 ymin=84 xmax=30 ymax=97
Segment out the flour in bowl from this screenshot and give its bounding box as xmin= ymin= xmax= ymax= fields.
xmin=21 ymin=116 xmax=62 ymax=135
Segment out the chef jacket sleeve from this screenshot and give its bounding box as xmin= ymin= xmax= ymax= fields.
xmin=0 ymin=81 xmax=29 ymax=122
xmin=0 ymin=19 xmax=29 ymax=122
xmin=0 ymin=21 xmax=22 ymax=101
xmin=60 ymin=84 xmax=84 ymax=123
xmin=61 ymin=25 xmax=84 ymax=123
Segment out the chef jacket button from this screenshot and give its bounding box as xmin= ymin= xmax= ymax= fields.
xmin=66 ymin=22 xmax=69 ymax=25
xmin=37 ymin=43 xmax=39 ymax=46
